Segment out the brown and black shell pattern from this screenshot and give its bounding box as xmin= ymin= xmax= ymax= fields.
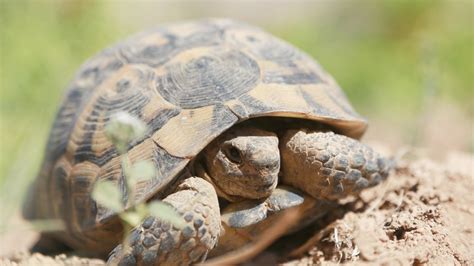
xmin=24 ymin=18 xmax=367 ymax=246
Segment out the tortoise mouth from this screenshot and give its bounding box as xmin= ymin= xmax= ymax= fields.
xmin=204 ymin=168 xmax=279 ymax=202
xmin=224 ymin=171 xmax=279 ymax=200
xmin=256 ymin=172 xmax=279 ymax=190
xmin=255 ymin=179 xmax=278 ymax=194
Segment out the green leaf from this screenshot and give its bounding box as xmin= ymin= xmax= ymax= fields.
xmin=92 ymin=180 xmax=123 ymax=212
xmin=147 ymin=201 xmax=186 ymax=229
xmin=128 ymin=161 xmax=156 ymax=182
xmin=120 ymin=211 xmax=145 ymax=227
xmin=105 ymin=112 xmax=147 ymax=154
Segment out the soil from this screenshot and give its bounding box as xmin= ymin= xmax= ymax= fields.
xmin=283 ymin=149 xmax=474 ymax=265
xmin=1 ymin=148 xmax=472 ymax=265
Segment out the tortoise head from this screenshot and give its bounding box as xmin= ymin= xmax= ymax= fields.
xmin=202 ymin=127 xmax=280 ymax=201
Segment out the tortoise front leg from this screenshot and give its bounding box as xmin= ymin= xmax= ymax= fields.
xmin=280 ymin=130 xmax=392 ymax=201
xmin=108 ymin=177 xmax=221 ymax=265
xmin=210 ymin=186 xmax=334 ymax=257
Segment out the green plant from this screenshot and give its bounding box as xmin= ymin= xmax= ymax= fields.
xmin=91 ymin=111 xmax=185 ymax=247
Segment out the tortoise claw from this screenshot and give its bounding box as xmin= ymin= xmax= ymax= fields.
xmin=221 ymin=186 xmax=311 ymax=228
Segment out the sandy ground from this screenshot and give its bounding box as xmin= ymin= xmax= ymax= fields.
xmin=283 ymin=150 xmax=474 ymax=265
xmin=1 ymin=148 xmax=472 ymax=265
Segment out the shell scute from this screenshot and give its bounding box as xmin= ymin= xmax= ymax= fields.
xmin=157 ymin=47 xmax=260 ymax=109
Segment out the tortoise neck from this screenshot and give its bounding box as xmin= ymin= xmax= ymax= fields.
xmin=193 ymin=161 xmax=244 ymax=203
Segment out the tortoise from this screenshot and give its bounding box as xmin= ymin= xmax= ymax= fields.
xmin=23 ymin=19 xmax=391 ymax=265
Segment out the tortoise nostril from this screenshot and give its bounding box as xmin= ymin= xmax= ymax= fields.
xmin=263 ymin=160 xmax=278 ymax=170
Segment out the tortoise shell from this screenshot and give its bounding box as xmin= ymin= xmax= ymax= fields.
xmin=25 ymin=19 xmax=366 ymax=235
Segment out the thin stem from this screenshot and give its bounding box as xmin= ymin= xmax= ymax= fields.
xmin=120 ymin=217 xmax=132 ymax=252
xmin=121 ymin=154 xmax=135 ymax=208
xmin=120 ymin=153 xmax=136 ymax=252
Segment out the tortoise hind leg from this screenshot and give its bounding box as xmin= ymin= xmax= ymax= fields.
xmin=280 ymin=130 xmax=392 ymax=201
xmin=107 ymin=177 xmax=221 ymax=265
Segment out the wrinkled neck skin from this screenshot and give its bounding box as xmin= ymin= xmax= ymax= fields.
xmin=194 ymin=163 xmax=241 ymax=202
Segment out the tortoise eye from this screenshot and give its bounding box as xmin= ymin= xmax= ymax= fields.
xmin=225 ymin=146 xmax=243 ymax=164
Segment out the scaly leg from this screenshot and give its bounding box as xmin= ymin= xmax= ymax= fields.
xmin=107 ymin=177 xmax=221 ymax=265
xmin=280 ymin=130 xmax=392 ymax=201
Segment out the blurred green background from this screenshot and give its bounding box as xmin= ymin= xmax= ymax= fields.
xmin=0 ymin=0 xmax=472 ymax=215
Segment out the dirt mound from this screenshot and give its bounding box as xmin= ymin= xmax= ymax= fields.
xmin=283 ymin=150 xmax=473 ymax=265
xmin=1 ymin=149 xmax=472 ymax=265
